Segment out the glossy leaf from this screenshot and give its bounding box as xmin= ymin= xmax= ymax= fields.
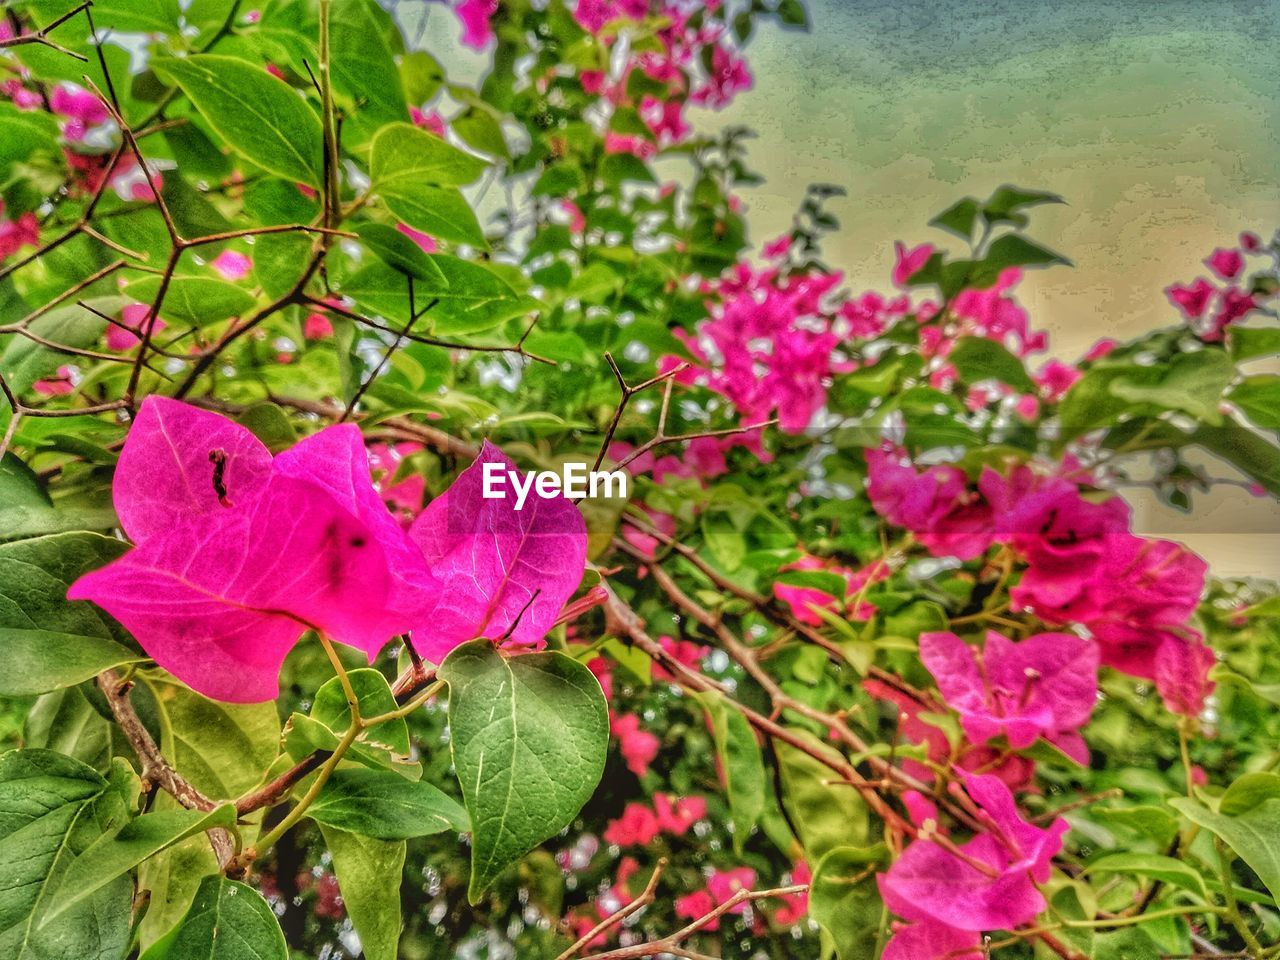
xmin=0 ymin=532 xmax=141 ymax=696
xmin=309 ymin=768 xmax=467 ymax=839
xmin=141 ymin=875 xmax=287 ymax=960
xmin=440 ymin=641 xmax=608 ymax=901
xmin=153 ymin=55 xmax=323 ymax=186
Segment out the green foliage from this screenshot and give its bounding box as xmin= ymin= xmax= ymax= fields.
xmin=440 ymin=640 xmax=608 ymax=901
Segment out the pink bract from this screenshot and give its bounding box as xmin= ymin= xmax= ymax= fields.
xmin=69 ymin=473 xmax=393 ymax=703
xmin=407 ymin=441 xmax=588 ymax=662
xmin=919 ymin=630 xmax=1097 ymax=762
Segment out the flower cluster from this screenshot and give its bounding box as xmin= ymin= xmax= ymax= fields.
xmin=69 ymin=399 xmax=587 ymax=701
xmin=1166 ymin=232 xmax=1276 ymax=341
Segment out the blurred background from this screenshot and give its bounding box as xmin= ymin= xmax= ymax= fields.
xmin=403 ymin=0 xmax=1280 ymax=576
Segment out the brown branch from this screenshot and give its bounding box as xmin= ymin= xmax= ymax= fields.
xmin=96 ymin=669 xmax=235 ymax=868
xmin=0 ymin=1 xmax=90 ymax=61
xmin=576 ymin=882 xmax=810 ymax=960
xmin=555 ymin=859 xmax=668 ymax=960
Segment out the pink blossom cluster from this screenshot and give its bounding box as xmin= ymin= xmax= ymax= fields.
xmin=674 ymin=865 xmax=757 ymax=931
xmin=773 ymin=552 xmax=886 ymax=623
xmin=68 ymin=399 xmax=587 ymax=702
xmin=866 ymin=450 xmax=1213 ymax=715
xmin=669 ymin=260 xmax=851 ymax=434
xmin=603 ymin=792 xmax=707 ymax=846
xmin=0 ymin=200 xmax=39 ymax=262
xmin=880 ymin=774 xmax=1069 ymax=959
xmin=1166 ymin=233 xmax=1272 ymax=341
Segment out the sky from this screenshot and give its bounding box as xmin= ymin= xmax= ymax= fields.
xmin=404 ymin=0 xmax=1280 ymax=576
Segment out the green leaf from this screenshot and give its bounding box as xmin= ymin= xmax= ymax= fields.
xmin=252 ymin=232 xmax=313 ymax=301
xmin=972 ymin=233 xmax=1071 ymax=286
xmin=1220 ymin=773 xmax=1280 ymax=816
xmin=776 ymin=731 xmax=868 ymax=862
xmin=808 ymin=846 xmax=884 ymax=959
xmin=318 ymin=826 xmax=404 ymax=960
xmin=1169 ymin=796 xmax=1280 ymax=903
xmin=354 ymin=222 xmax=449 ymax=284
xmin=928 ymin=197 xmax=981 ymax=241
xmin=371 ymin=123 xmax=486 ymax=189
xmin=126 ymin=276 xmax=257 ymax=328
xmin=312 ymin=667 xmax=409 ymax=755
xmin=340 ymin=257 xmax=539 ymax=336
xmin=330 ymin=0 xmax=407 ymax=144
xmin=77 ymin=0 xmax=180 ymax=33
xmin=948 ymin=336 xmax=1036 ymax=392
xmin=1083 ymin=852 xmax=1208 ymax=900
xmin=697 ymin=691 xmax=766 ymax=852
xmin=309 ymin=768 xmax=467 ymax=839
xmin=0 ymin=749 xmax=131 ymax=960
xmin=0 ymin=532 xmax=143 ymax=696
xmin=400 ymin=51 xmax=445 ymax=104
xmin=1095 ymin=927 xmax=1163 ymax=960
xmin=1230 ymin=327 xmax=1280 ymax=362
xmin=440 ymin=640 xmax=608 ymax=902
xmin=982 ymin=185 xmax=1063 ymax=224
xmin=1108 ymin=350 xmax=1234 ymax=424
xmin=153 ymin=55 xmax=323 ymax=187
xmin=46 ymin=805 xmax=237 ymax=923
xmin=452 ymin=107 xmax=510 ymax=160
xmin=141 ymin=875 xmax=287 ymax=960
xmin=776 ymin=0 xmax=809 ymax=27
xmin=25 ymin=685 xmax=126 ymax=771
xmin=0 ymin=103 xmax=59 ymax=172
xmin=1228 ymin=376 xmax=1280 ymax=429
xmin=142 ymin=672 xmax=281 ymax=799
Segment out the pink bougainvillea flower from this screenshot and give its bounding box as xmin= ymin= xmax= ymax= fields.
xmin=33 ymin=365 xmax=75 ymax=395
xmin=410 ymin=107 xmax=447 ymax=137
xmin=110 ymin=397 xmax=275 ymax=543
xmin=707 ymin=866 xmax=756 ymax=910
xmin=455 ymin=0 xmax=499 ymax=49
xmin=674 ymin=889 xmax=716 ymax=926
xmin=882 ymin=920 xmax=982 ymax=960
xmin=69 ymin=472 xmax=394 ymax=703
xmin=0 ymin=203 xmax=40 ymax=261
xmin=774 ymin=553 xmax=847 ymax=626
xmin=612 ymin=712 xmax=660 ymax=777
xmin=866 ymin=447 xmax=993 ymax=560
xmin=763 ymin=233 xmax=792 ymax=261
xmin=879 ymin=774 xmax=1067 ymax=932
xmin=1240 ymin=231 xmax=1262 ymax=252
xmin=50 ymin=84 xmax=109 ymax=141
xmin=273 ymin=425 xmax=442 ymax=652
xmin=603 ymin=802 xmax=662 ymax=847
xmin=1204 ymin=247 xmax=1244 ymax=281
xmin=892 ymin=242 xmax=934 ymax=287
xmin=105 ymin=303 xmax=165 ymax=352
xmin=1166 ymin=278 xmax=1214 ymax=319
xmin=1083 ymin=337 xmax=1118 ymax=362
xmin=772 ymin=861 xmax=811 ymax=926
xmin=919 ymin=630 xmax=1097 ymax=763
xmin=407 ymin=441 xmax=588 ymax=662
xmin=1034 ymin=358 xmax=1081 ymax=401
xmin=67 ymin=398 xmax=450 ymax=701
xmin=653 ymin=793 xmax=706 ymax=835
xmin=210 ymin=249 xmax=252 ymax=281
xmin=652 ymin=634 xmax=708 ymax=681
xmin=397 ymin=222 xmax=438 ymax=254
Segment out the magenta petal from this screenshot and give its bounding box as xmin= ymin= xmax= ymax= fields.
xmin=69 ymin=475 xmax=391 ymax=702
xmin=273 ymin=424 xmax=440 ymax=652
xmin=407 ymin=441 xmax=587 ymax=662
xmin=882 ymin=920 xmax=982 ymax=960
xmin=114 ymin=396 xmax=272 ymax=543
xmin=879 ymin=837 xmax=1039 ymax=931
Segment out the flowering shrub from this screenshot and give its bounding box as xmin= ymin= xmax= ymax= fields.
xmin=1 ymin=2 xmax=1279 ymax=960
